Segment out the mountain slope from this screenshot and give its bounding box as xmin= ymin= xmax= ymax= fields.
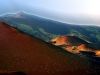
xmin=0 ymin=22 xmax=100 ymax=75
xmin=0 ymin=13 xmax=56 ymax=42
xmin=0 ymin=12 xmax=100 ymax=44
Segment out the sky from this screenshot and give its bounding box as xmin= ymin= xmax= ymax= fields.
xmin=0 ymin=0 xmax=100 ymax=25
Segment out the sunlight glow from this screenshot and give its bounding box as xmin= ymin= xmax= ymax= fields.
xmin=86 ymin=0 xmax=100 ymax=17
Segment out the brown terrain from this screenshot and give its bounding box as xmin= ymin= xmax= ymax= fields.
xmin=0 ymin=22 xmax=99 ymax=75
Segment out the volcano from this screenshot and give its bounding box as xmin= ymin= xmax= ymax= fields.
xmin=0 ymin=22 xmax=100 ymax=75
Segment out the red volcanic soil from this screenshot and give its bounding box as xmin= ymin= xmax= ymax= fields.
xmin=0 ymin=22 xmax=98 ymax=75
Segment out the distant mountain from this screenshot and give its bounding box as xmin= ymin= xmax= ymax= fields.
xmin=0 ymin=12 xmax=100 ymax=44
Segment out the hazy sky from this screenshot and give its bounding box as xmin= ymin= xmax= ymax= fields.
xmin=0 ymin=0 xmax=100 ymax=25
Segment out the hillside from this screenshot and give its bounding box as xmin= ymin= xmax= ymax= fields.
xmin=0 ymin=12 xmax=100 ymax=44
xmin=0 ymin=22 xmax=100 ymax=75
